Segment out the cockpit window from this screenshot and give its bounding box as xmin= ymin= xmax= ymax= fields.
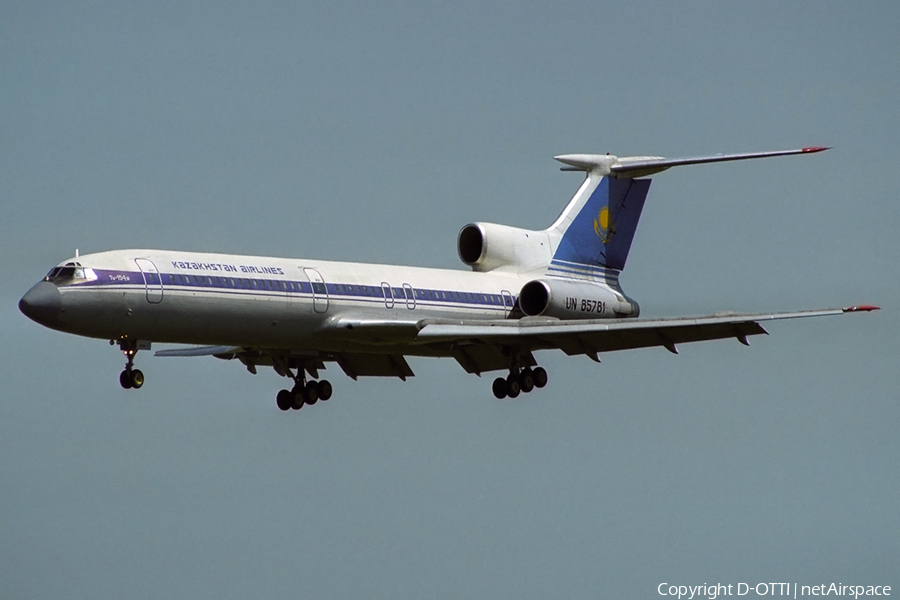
xmin=45 ymin=262 xmax=97 ymax=284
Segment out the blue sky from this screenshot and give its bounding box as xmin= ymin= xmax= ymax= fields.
xmin=2 ymin=2 xmax=898 ymax=598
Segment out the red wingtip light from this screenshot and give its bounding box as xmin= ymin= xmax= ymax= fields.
xmin=843 ymin=305 xmax=880 ymax=312
xmin=802 ymin=146 xmax=830 ymax=153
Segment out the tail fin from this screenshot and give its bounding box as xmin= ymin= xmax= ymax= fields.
xmin=546 ymin=162 xmax=651 ymax=279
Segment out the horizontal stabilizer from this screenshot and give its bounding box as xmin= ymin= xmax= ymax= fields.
xmin=555 ymin=147 xmax=828 ymax=178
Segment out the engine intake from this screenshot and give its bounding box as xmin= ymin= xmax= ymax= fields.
xmin=519 ymin=279 xmax=639 ymax=319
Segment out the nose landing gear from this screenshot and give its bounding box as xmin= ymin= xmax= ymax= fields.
xmin=119 ymin=366 xmax=144 ymax=389
xmin=115 ymin=339 xmax=146 ymax=389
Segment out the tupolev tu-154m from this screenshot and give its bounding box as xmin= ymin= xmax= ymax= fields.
xmin=19 ymin=147 xmax=878 ymax=410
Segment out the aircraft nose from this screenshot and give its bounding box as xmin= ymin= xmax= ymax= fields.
xmin=19 ymin=281 xmax=62 ymax=327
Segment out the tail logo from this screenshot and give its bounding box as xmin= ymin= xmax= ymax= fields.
xmin=593 ymin=207 xmax=615 ymax=244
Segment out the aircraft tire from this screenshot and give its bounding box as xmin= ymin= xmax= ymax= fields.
xmin=519 ymin=369 xmax=535 ymax=393
xmin=317 ymin=380 xmax=333 ymax=401
xmin=506 ymin=374 xmax=520 ymax=398
xmin=119 ymin=370 xmax=133 ymax=389
xmin=130 ymin=369 xmax=144 ymax=389
xmin=533 ymin=367 xmax=548 ymax=389
xmin=290 ymin=390 xmax=304 ymax=410
xmin=492 ymin=377 xmax=508 ymax=399
xmin=304 ymin=381 xmax=319 ymax=405
xmin=276 ymin=389 xmax=292 ymax=411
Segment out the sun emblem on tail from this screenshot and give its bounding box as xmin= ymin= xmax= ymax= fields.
xmin=593 ymin=206 xmax=615 ymax=243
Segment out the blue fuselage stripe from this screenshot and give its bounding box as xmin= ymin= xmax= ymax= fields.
xmin=61 ymin=269 xmax=515 ymax=311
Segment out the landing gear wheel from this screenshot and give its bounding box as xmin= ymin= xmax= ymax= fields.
xmin=492 ymin=377 xmax=508 ymax=399
xmin=130 ymin=369 xmax=144 ymax=389
xmin=506 ymin=373 xmax=520 ymax=398
xmin=532 ymin=367 xmax=548 ymax=389
xmin=276 ymin=389 xmax=292 ymax=411
xmin=518 ymin=368 xmax=535 ymax=393
xmin=290 ymin=388 xmax=304 ymax=410
xmin=119 ymin=370 xmax=133 ymax=389
xmin=304 ymin=381 xmax=319 ymax=405
xmin=317 ymin=380 xmax=333 ymax=401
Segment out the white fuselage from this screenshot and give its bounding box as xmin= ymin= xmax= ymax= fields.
xmin=44 ymin=248 xmax=622 ymax=357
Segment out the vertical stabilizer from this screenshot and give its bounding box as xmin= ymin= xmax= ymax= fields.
xmin=547 ymin=172 xmax=651 ymax=276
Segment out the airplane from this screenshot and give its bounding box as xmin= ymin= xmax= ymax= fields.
xmin=19 ymin=147 xmax=878 ymax=410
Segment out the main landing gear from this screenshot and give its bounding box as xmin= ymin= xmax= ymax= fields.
xmin=276 ymin=378 xmax=333 ymax=411
xmin=492 ymin=366 xmax=548 ymax=399
xmin=116 ymin=339 xmax=144 ymax=390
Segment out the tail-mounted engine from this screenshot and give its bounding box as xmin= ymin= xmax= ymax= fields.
xmin=458 ymin=223 xmax=553 ymax=272
xmin=518 ymin=278 xmax=639 ymax=319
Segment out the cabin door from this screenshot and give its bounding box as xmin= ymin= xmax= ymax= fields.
xmin=303 ymin=268 xmax=329 ymax=313
xmin=402 ymin=283 xmax=416 ymax=310
xmin=381 ymin=282 xmax=394 ymax=309
xmin=134 ymin=258 xmax=163 ymax=304
xmin=501 ymin=290 xmax=514 ymax=318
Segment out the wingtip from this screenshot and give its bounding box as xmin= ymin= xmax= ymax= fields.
xmin=843 ymin=305 xmax=880 ymax=312
xmin=802 ymin=146 xmax=830 ymax=153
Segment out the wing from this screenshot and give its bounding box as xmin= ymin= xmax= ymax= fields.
xmin=154 ymin=306 xmax=878 ymax=379
xmin=414 ymin=306 xmax=879 ymax=373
